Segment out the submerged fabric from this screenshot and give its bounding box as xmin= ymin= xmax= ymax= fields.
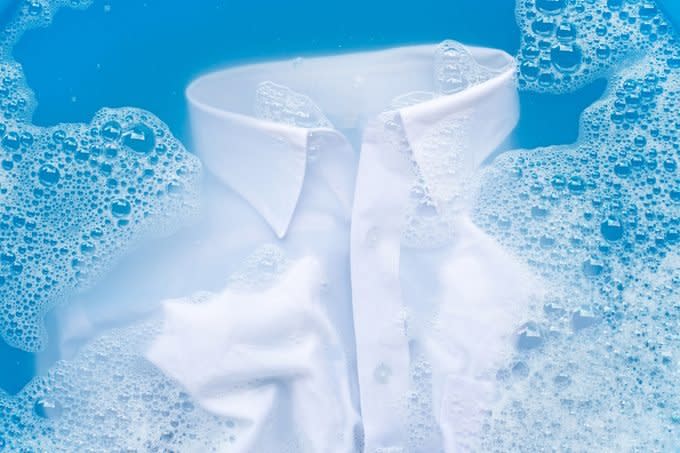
xmin=147 ymin=257 xmax=359 ymax=452
xmin=143 ymin=43 xmax=538 ymax=452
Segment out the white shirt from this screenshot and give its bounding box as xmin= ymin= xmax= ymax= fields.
xmin=50 ymin=42 xmax=539 ymax=452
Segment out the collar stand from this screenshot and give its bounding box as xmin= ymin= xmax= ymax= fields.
xmin=186 ymin=43 xmax=516 ymax=238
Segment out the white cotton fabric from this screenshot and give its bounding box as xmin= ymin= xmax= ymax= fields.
xmin=49 ymin=43 xmax=537 ymax=452
xmin=427 ymin=216 xmax=541 ymax=451
xmin=348 ymin=46 xmax=521 ymax=451
xmin=146 ymin=257 xmax=359 ymax=453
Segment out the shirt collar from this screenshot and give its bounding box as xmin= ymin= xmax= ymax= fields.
xmin=186 ymin=44 xmax=517 ymax=238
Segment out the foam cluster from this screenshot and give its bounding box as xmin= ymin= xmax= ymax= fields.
xmin=254 ymin=80 xmax=333 ymax=128
xmin=481 ymin=255 xmax=679 ymax=451
xmin=1 ymin=108 xmax=201 ymax=352
xmin=0 ymin=243 xmax=296 ymax=451
xmin=384 ymin=40 xmax=495 ymax=249
xmin=0 ymin=0 xmax=201 ymax=352
xmin=0 ymin=318 xmax=240 ymax=452
xmin=473 ymin=0 xmax=680 ymax=449
xmin=434 ymin=39 xmax=495 ymax=94
xmin=516 ymin=0 xmax=677 ymax=92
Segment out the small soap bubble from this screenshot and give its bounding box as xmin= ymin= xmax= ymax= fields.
xmin=122 ymin=123 xmax=155 ymax=154
xmin=33 ymin=397 xmax=63 ymax=420
xmin=254 ymin=81 xmax=332 ymax=128
xmin=515 ymin=322 xmax=545 ymax=350
xmin=550 ymin=44 xmax=583 ymax=73
xmin=571 ymin=307 xmax=599 ymax=331
xmin=600 ymin=216 xmax=624 ymax=241
xmin=101 ymin=120 xmax=121 ymax=141
xmin=37 ymin=164 xmax=60 ymax=186
xmin=477 ymin=5 xmax=680 ymax=443
xmin=110 ymin=198 xmax=131 ymax=217
xmin=536 ymin=0 xmax=566 ymax=15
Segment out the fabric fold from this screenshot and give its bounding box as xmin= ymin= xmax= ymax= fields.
xmin=187 ymin=89 xmax=310 ymax=239
xmin=350 ymin=44 xmax=520 ymax=452
xmin=426 ymin=216 xmax=539 ymax=451
xmin=146 ymin=257 xmax=359 ymax=453
xmin=174 ymin=41 xmax=528 ymax=452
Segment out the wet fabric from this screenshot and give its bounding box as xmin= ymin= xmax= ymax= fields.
xmin=143 ymin=43 xmax=537 ymax=452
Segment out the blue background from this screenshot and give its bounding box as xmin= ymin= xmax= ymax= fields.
xmin=14 ymin=0 xmax=606 ymax=148
xmin=2 ymin=0 xmax=606 ymax=394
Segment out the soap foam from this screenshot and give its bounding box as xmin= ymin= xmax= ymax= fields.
xmin=0 ymin=0 xmax=201 ymax=352
xmin=0 ymin=245 xmax=293 ymax=452
xmin=0 ymin=318 xmax=240 ymax=452
xmin=474 ymin=0 xmax=680 ymax=449
xmin=516 ymin=0 xmax=676 ymax=93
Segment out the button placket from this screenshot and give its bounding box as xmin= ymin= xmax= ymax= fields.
xmin=350 ymin=118 xmax=415 ymax=452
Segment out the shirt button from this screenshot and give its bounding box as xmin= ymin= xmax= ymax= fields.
xmin=373 ymin=363 xmax=392 ymax=384
xmin=365 ymin=227 xmax=379 ymax=247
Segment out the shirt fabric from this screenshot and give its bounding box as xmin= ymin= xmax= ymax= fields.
xmin=69 ymin=43 xmax=537 ymax=452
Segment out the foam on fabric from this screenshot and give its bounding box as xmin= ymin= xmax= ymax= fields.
xmin=0 ymin=0 xmax=201 ymax=352
xmin=0 ymin=315 xmax=241 ymax=452
xmin=476 ymin=0 xmax=680 ymax=449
